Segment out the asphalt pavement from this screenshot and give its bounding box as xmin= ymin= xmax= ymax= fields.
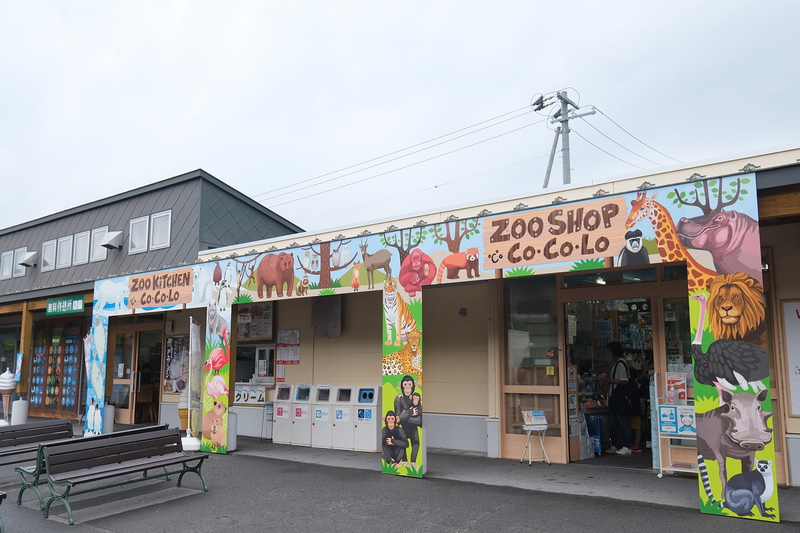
xmin=0 ymin=436 xmax=797 ymax=531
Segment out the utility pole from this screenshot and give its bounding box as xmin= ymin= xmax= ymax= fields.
xmin=537 ymin=90 xmax=595 ymax=188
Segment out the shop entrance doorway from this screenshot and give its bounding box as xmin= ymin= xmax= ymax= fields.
xmin=111 ymin=318 xmax=163 ymax=424
xmin=566 ymin=297 xmax=655 ymax=468
xmin=560 ymin=265 xmax=693 ymax=469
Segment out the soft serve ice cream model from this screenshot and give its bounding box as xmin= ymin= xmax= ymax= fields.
xmin=0 ymin=368 xmax=16 ymax=421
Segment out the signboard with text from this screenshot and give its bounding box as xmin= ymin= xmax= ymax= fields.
xmin=481 ymin=197 xmax=628 ymax=270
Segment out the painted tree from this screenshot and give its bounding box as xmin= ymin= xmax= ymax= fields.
xmin=231 ymin=254 xmax=263 ymax=302
xmin=667 ymin=176 xmax=750 ymax=214
xmin=426 ymin=218 xmax=480 ymax=253
xmin=381 ymin=226 xmax=426 ymax=264
xmin=296 ymin=240 xmax=356 ymax=289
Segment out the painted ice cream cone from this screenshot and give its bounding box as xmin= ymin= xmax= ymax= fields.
xmin=178 ymin=409 xmax=189 ymax=430
xmin=178 ymin=388 xmax=189 ymax=430
xmin=0 ymin=368 xmax=16 ymax=421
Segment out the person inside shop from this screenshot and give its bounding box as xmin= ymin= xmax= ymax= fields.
xmin=382 ymin=410 xmax=408 ymax=469
xmin=607 ymin=341 xmax=633 ymax=455
xmin=394 ymin=375 xmax=422 ymax=465
xmin=627 ymin=368 xmax=643 ymax=453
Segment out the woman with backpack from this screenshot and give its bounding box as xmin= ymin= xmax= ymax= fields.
xmin=607 ymin=341 xmax=633 ymax=455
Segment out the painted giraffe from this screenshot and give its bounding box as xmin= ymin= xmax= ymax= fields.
xmin=625 ymin=191 xmax=716 ymax=291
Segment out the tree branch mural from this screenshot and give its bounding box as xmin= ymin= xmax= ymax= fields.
xmin=296 ymin=240 xmax=356 ymax=289
xmin=427 ymin=218 xmax=480 ymax=253
xmin=381 ymin=227 xmax=426 ymax=264
xmin=668 ymin=176 xmax=750 ymax=214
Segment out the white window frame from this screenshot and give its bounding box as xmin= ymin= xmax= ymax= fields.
xmin=13 ymin=247 xmax=27 ymax=277
xmin=56 ymin=236 xmax=73 ymax=269
xmin=41 ymin=239 xmax=57 ymax=272
xmin=129 ymin=216 xmax=149 ymax=254
xmin=73 ymin=231 xmax=90 ymax=265
xmin=0 ymin=251 xmax=13 ymax=280
xmin=90 ymin=227 xmax=108 ymax=262
xmin=149 ymin=210 xmax=171 ymax=250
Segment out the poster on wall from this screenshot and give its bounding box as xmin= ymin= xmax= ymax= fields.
xmin=381 ymin=278 xmax=424 ymax=478
xmin=164 ymin=335 xmax=189 ymax=394
xmin=782 ymin=300 xmax=800 ymax=416
xmin=277 ymin=330 xmax=300 ymax=364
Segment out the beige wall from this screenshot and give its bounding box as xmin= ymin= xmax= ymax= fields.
xmin=273 ymin=281 xmax=493 ymax=417
xmin=761 ymin=222 xmax=800 ymax=435
xmin=421 ymin=281 xmax=492 ymax=416
xmin=277 ymin=291 xmax=382 ymax=387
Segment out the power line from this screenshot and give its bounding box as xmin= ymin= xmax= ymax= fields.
xmin=284 ymin=153 xmax=552 ymax=226
xmin=594 ymin=107 xmax=681 ymax=163
xmin=266 ymin=119 xmax=546 ymax=209
xmin=570 ymin=126 xmax=646 ymax=170
xmin=252 ymin=105 xmax=535 ymax=202
xmin=577 ymin=114 xmax=663 ymax=166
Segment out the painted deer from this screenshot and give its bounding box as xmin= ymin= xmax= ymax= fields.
xmin=358 ymin=240 xmax=393 ymax=289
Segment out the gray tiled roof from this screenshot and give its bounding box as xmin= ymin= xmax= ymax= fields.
xmin=0 ymin=169 xmax=302 ymax=303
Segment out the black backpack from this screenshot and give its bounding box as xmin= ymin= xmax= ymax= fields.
xmin=609 ymin=360 xmax=640 ymax=415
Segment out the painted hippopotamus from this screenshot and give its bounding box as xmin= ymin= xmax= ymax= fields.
xmin=676 ymin=209 xmax=761 ymax=280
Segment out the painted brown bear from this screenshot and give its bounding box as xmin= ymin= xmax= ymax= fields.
xmin=256 ymin=252 xmax=295 ymax=298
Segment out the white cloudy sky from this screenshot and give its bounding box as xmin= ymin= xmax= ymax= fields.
xmin=2 ymin=1 xmax=799 ymax=234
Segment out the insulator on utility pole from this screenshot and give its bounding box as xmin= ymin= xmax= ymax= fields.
xmin=540 ymin=90 xmax=595 ymax=189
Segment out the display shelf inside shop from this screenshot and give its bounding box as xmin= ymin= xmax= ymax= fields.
xmin=653 ymin=371 xmax=697 ymax=478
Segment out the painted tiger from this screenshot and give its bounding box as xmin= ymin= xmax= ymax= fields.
xmin=382 ymin=330 xmax=422 ymax=384
xmin=383 ymin=277 xmax=417 ymax=346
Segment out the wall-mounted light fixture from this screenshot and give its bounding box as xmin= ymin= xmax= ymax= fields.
xmin=101 ymin=231 xmax=124 ymax=250
xmin=19 ymin=251 xmax=39 ymax=268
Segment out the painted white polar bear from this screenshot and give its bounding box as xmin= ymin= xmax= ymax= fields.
xmin=94 ymin=280 xmax=129 ymax=314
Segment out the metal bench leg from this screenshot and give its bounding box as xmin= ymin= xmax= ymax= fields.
xmin=45 ymin=484 xmax=74 ymax=525
xmin=177 ymin=458 xmax=208 ymax=492
xmin=17 ymin=470 xmax=45 ymax=510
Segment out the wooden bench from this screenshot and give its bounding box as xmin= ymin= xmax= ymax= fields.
xmin=0 ymin=418 xmax=74 ymax=467
xmin=15 ymin=424 xmax=168 ymax=510
xmin=43 ymin=427 xmax=208 ymax=525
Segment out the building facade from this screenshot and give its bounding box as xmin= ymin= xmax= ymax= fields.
xmin=0 ymin=169 xmax=301 ymax=424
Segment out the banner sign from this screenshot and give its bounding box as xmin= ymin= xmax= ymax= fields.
xmin=128 ymin=267 xmax=193 ymax=309
xmin=481 ymin=197 xmax=628 ymax=270
xmin=46 ymin=295 xmax=84 ymax=315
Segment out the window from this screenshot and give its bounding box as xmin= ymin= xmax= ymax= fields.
xmin=129 ymin=216 xmax=149 ymax=254
xmin=90 ymin=227 xmax=108 ymax=262
xmin=150 ymin=211 xmax=171 ymax=250
xmin=56 ymin=236 xmax=73 ymax=269
xmin=0 ymin=251 xmax=13 ymax=280
xmin=73 ymin=231 xmax=90 ymax=265
xmin=12 ymin=248 xmax=27 ymax=277
xmin=41 ymin=240 xmax=56 ymax=272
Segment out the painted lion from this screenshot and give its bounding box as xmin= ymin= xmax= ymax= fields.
xmin=708 ymin=272 xmax=766 ymax=346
